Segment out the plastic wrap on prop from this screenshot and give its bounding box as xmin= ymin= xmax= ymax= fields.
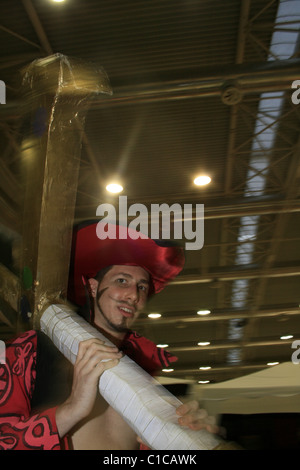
xmin=20 ymin=54 xmax=112 ymax=320
xmin=21 ymin=53 xmax=112 ymax=148
xmin=22 ymin=52 xmax=112 ymax=99
xmin=40 ymin=304 xmax=224 ymax=450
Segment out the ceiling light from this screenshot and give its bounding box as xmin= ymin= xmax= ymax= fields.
xmin=267 ymin=362 xmax=279 ymax=366
xmin=106 ymin=183 xmax=123 ymax=194
xmin=194 ymin=175 xmax=211 ymax=186
xmin=197 ymin=341 xmax=211 ymax=346
xmin=148 ymin=313 xmax=161 ymax=319
xmin=157 ymin=344 xmax=169 ymax=348
xmin=162 ymin=368 xmax=174 ymax=372
xmin=198 ymin=380 xmax=210 ymax=384
xmin=199 ymin=366 xmax=211 ymax=370
xmin=280 ymin=335 xmax=293 ymax=340
xmin=52 ymin=0 xmax=65 ymax=2
xmin=197 ymin=309 xmax=211 ymax=316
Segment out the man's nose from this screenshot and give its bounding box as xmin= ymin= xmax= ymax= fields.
xmin=125 ymin=284 xmax=139 ymax=303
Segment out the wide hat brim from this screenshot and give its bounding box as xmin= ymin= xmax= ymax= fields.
xmin=68 ymin=222 xmax=185 ymax=307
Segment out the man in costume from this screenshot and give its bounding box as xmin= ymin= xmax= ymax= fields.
xmin=0 ymin=222 xmax=217 ymax=450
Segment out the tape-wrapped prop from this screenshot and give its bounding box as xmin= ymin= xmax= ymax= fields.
xmin=40 ymin=304 xmax=228 ymax=450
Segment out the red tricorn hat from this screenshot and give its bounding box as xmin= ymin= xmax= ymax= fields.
xmin=68 ymin=221 xmax=185 ymax=307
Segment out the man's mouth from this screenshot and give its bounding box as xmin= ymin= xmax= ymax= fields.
xmin=118 ymin=305 xmax=135 ymax=318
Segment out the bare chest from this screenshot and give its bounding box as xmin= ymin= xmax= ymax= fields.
xmin=70 ymin=396 xmax=138 ymax=450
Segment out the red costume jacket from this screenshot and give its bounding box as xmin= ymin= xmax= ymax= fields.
xmin=0 ymin=329 xmax=177 ymax=450
xmin=0 ymin=330 xmax=67 ymax=450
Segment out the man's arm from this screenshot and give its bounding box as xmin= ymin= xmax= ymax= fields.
xmin=56 ymin=338 xmax=122 ymax=437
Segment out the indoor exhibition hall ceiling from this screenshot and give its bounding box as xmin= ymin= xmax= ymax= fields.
xmin=0 ymin=0 xmax=300 ymax=388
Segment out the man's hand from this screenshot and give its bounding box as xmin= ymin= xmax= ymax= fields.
xmin=176 ymin=400 xmax=219 ymax=433
xmin=56 ymin=338 xmax=122 ymax=437
xmin=137 ymin=400 xmax=219 ymax=449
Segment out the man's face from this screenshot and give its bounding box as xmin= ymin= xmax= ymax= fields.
xmin=90 ymin=265 xmax=150 ymax=338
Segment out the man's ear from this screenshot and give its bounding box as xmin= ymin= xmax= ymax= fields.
xmin=87 ymin=278 xmax=99 ymax=298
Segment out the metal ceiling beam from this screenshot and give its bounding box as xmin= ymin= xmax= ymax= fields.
xmin=224 ymin=0 xmax=250 ymax=195
xmin=201 ymin=198 xmax=300 ymax=219
xmin=92 ymin=59 xmax=300 ymax=107
xmin=22 ymin=0 xmax=53 ymax=55
xmin=241 ymin=132 xmax=300 ymax=353
xmin=217 ymin=0 xmax=252 ymax=326
xmin=168 ymin=362 xmax=283 ymax=377
xmin=168 ymin=337 xmax=296 ymax=353
xmin=137 ymin=305 xmax=300 ymax=326
xmin=0 ymin=25 xmax=42 ymax=50
xmin=171 ymin=264 xmax=300 ymax=286
xmin=75 ymin=195 xmax=300 ymax=224
xmin=0 ymin=52 xmax=41 ymax=71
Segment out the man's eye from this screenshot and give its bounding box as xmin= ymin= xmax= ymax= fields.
xmin=116 ymin=278 xmax=127 ymax=284
xmin=139 ymin=285 xmax=148 ymax=292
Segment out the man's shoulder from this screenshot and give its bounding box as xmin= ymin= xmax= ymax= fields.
xmin=6 ymin=330 xmax=38 ymax=352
